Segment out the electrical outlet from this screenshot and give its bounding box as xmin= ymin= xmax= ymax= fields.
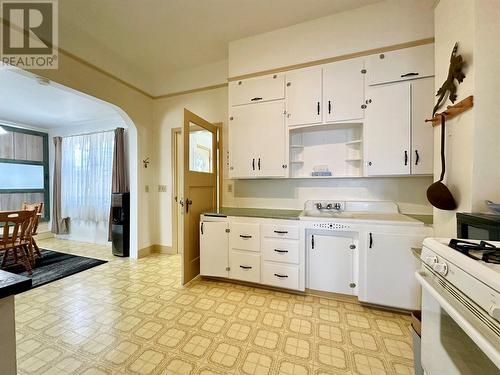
xmin=158 ymin=185 xmax=167 ymax=192
xmin=145 ymin=185 xmax=149 ymax=193
xmin=227 ymin=183 xmax=233 ymax=193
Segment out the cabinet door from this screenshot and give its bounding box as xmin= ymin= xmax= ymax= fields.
xmin=200 ymin=221 xmax=229 ymax=278
xmin=323 ymin=59 xmax=365 ymax=122
xmin=286 ymin=68 xmax=322 ymax=127
xmin=366 ymin=44 xmax=434 ymax=86
xmin=307 ymin=234 xmax=355 ymax=295
xmin=361 ymin=232 xmax=422 ymax=310
xmin=365 ymin=82 xmax=411 ymax=176
xmin=253 ymin=101 xmax=286 ymax=177
xmin=229 ymin=73 xmax=285 ymax=106
xmin=229 ymin=105 xmax=258 ymax=178
xmin=411 ymin=78 xmax=434 ymax=175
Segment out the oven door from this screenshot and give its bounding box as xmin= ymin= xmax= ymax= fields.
xmin=416 ymin=271 xmax=500 ymax=375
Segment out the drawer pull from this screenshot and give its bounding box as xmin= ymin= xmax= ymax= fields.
xmin=251 ymin=97 xmax=263 ymax=101
xmin=401 ymin=72 xmax=419 ymax=78
xmin=240 ymin=265 xmax=252 ymax=270
xmin=274 ymin=249 xmax=288 ymax=253
xmin=239 ymin=235 xmax=252 ymax=239
xmin=273 ymin=230 xmax=288 ymax=234
xmin=274 ymin=273 xmax=288 ymax=278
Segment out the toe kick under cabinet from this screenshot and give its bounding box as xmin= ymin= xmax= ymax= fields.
xmin=200 ymin=215 xmax=305 ymax=291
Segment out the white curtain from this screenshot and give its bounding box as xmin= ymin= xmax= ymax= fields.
xmin=61 ymin=131 xmax=114 ymax=226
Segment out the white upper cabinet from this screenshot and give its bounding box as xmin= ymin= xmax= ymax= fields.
xmin=323 ymin=59 xmax=365 ymax=122
xmin=366 ymin=44 xmax=434 ymax=86
xmin=285 ymin=67 xmax=322 ymax=127
xmin=365 ymin=82 xmax=411 ymax=176
xmin=229 ymin=100 xmax=286 ymax=178
xmin=411 ymin=77 xmax=434 ymax=175
xmin=229 ymin=73 xmax=285 ymax=106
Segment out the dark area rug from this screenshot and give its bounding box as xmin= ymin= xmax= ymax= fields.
xmin=4 ymin=249 xmax=107 ymax=289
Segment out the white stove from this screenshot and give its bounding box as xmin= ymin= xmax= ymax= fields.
xmin=416 ymin=238 xmax=500 ymax=374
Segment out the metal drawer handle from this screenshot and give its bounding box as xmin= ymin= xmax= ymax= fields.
xmin=251 ymin=97 xmax=263 ymax=101
xmin=274 ymin=273 xmax=288 ymax=278
xmin=274 ymin=249 xmax=288 ymax=253
xmin=401 ymin=72 xmax=419 ymax=78
xmin=273 ymin=230 xmax=288 ymax=234
xmin=240 ymin=265 xmax=252 ymax=270
xmin=239 ymin=235 xmax=252 ymax=239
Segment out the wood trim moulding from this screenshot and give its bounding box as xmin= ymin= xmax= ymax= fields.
xmin=155 ymin=83 xmax=228 ymax=100
xmin=227 ymin=37 xmax=435 ymax=82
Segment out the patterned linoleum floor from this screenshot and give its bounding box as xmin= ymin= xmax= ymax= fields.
xmin=15 ymin=238 xmax=416 ymax=375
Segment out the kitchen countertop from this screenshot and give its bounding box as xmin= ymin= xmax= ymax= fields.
xmin=0 ymin=270 xmax=31 ymax=299
xmin=203 ymin=207 xmax=302 ymax=220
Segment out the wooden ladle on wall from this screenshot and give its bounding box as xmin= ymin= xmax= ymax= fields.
xmin=426 ymin=115 xmax=457 ymax=210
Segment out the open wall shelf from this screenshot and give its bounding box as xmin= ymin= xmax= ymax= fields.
xmin=289 ymin=123 xmax=363 ymax=178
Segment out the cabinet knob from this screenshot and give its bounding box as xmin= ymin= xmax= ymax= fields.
xmin=238 ymin=81 xmax=242 ymax=85
xmin=365 ymin=99 xmax=372 ymax=104
xmin=379 ymin=53 xmax=385 ymax=59
xmin=367 ymin=161 xmax=372 ymax=166
xmin=287 ymin=82 xmax=291 ymax=87
xmin=349 ymin=244 xmax=356 ymax=250
xmin=229 ymin=116 xmax=234 ymax=121
xmin=361 ymin=69 xmax=367 ymax=74
xmin=361 ymin=104 xmax=367 ymax=109
xmin=349 ymin=282 xmax=356 ymax=288
xmin=282 ymin=164 xmax=287 ymax=169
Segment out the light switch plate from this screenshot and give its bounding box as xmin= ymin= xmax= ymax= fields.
xmin=145 ymin=185 xmax=149 ymax=193
xmin=158 ymin=185 xmax=167 ymax=192
xmin=227 ymin=184 xmax=233 ymax=193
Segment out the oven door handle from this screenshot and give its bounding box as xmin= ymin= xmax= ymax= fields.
xmin=416 ymin=271 xmax=500 ymax=368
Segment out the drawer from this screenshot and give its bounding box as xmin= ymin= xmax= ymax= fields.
xmin=229 ymin=250 xmax=260 ymax=283
xmin=261 ymin=224 xmax=299 ymax=240
xmin=230 ymin=223 xmax=260 ymax=252
xmin=262 ymin=239 xmax=299 ymax=264
xmin=366 ymin=44 xmax=434 ymax=86
xmin=229 ymin=73 xmax=285 ymax=106
xmin=262 ymin=262 xmax=299 ymax=290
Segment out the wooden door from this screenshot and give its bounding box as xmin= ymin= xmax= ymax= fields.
xmin=286 ymin=67 xmax=322 ymax=127
xmin=183 ymin=109 xmax=218 ymax=284
xmin=365 ymin=82 xmax=411 ymax=176
xmin=411 ymin=77 xmax=434 ymax=175
xmin=323 ymin=59 xmax=365 ymax=122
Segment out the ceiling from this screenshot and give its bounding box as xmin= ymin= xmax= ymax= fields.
xmin=0 ymin=68 xmax=122 ymax=129
xmin=58 ymin=0 xmax=382 ymax=95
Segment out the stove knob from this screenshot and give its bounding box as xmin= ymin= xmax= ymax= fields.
xmin=433 ymin=262 xmax=448 ymax=276
xmin=424 ymin=256 xmax=438 ymax=266
xmin=489 ymin=305 xmax=500 ymax=321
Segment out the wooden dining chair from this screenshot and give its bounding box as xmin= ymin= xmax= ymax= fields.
xmin=0 ymin=210 xmax=37 ymax=275
xmin=21 ymin=202 xmax=44 ymax=259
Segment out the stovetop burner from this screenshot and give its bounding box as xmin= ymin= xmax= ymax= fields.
xmin=449 ymin=239 xmax=500 ymax=264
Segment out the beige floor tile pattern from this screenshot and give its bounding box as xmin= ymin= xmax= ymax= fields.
xmin=14 ymin=238 xmax=416 ymax=374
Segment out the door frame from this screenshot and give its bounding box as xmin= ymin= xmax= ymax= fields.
xmin=171 ymin=122 xmax=223 ymax=256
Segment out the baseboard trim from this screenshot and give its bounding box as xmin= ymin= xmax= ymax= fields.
xmin=34 ymin=231 xmax=54 ymax=241
xmin=138 ymin=244 xmax=176 ymax=258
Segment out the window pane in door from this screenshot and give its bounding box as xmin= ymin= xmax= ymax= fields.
xmin=0 ymin=162 xmax=44 ymax=189
xmin=189 ymin=122 xmax=213 ymax=173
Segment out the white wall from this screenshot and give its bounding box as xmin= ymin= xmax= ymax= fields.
xmin=433 ymin=0 xmax=500 ymax=236
xmin=229 ymin=0 xmax=435 ymax=77
xmin=153 ymin=87 xmax=228 ymax=246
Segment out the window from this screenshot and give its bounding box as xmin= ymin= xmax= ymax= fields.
xmin=0 ymin=125 xmax=49 ymax=220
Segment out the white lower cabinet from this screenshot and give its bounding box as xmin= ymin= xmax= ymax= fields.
xmin=200 ymin=215 xmax=304 ymax=291
xmin=358 ymin=230 xmax=430 ymax=310
xmin=307 ymin=233 xmax=356 ymax=295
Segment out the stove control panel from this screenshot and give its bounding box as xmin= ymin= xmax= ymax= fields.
xmin=312 ymin=222 xmax=351 ymax=230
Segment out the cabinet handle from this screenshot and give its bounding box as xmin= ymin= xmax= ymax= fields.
xmin=369 ymin=233 xmax=373 ymax=249
xmin=317 ymin=102 xmax=320 ymax=115
xmin=273 ymin=230 xmax=288 ymax=234
xmin=251 ymin=97 xmax=263 ymax=101
xmin=274 ymin=273 xmax=288 ymax=278
xmin=239 ymin=235 xmax=252 ymax=239
xmin=328 ymin=100 xmax=332 ymax=114
xmin=311 ymin=235 xmax=315 ymax=249
xmin=415 ymin=150 xmax=420 ymax=165
xmin=258 ymin=158 xmax=261 ymax=170
xmin=404 ymin=150 xmax=408 ymax=166
xmin=401 ymin=72 xmax=419 ymax=78
xmin=274 ymin=249 xmax=288 ymax=253
xmin=240 ymin=265 xmax=252 ymax=270
xmin=252 ymin=158 xmax=255 ymax=170
xmin=201 ymin=222 xmax=204 ymax=235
